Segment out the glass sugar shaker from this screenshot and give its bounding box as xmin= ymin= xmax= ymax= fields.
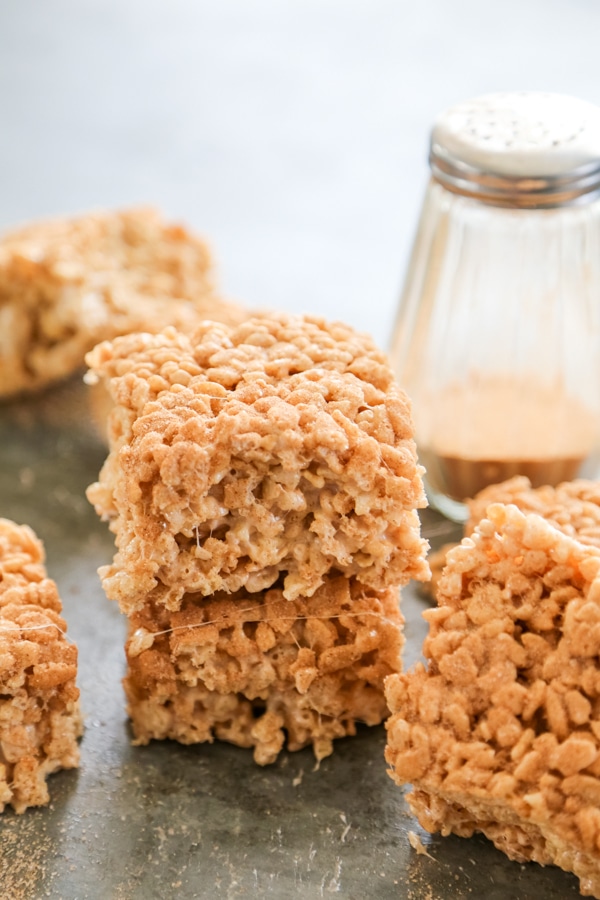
xmin=390 ymin=92 xmax=600 ymax=522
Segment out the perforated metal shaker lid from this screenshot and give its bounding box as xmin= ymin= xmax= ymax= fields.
xmin=430 ymin=92 xmax=600 ymax=208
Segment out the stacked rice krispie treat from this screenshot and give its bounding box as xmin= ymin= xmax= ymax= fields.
xmin=87 ymin=313 xmax=429 ymax=763
xmin=386 ymin=503 xmax=600 ymax=897
xmin=0 ymin=206 xmax=245 ymax=398
xmin=0 ymin=519 xmax=81 ymax=813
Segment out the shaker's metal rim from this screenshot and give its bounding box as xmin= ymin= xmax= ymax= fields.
xmin=430 ymin=141 xmax=600 ymax=208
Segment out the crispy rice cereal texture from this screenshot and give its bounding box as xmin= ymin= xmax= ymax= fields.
xmin=422 ymin=476 xmax=600 ymax=604
xmin=385 ymin=503 xmax=600 ymax=898
xmin=0 ymin=519 xmax=81 ymax=814
xmin=125 ymin=576 xmax=403 ymax=764
xmin=467 ymin=476 xmax=600 ymax=548
xmin=86 ymin=314 xmax=429 ymax=613
xmin=0 ymin=206 xmax=245 ymax=397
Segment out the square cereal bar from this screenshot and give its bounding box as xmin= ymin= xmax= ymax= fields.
xmin=466 ymin=476 xmax=600 ymax=548
xmin=385 ymin=503 xmax=600 ymax=897
xmin=87 ymin=314 xmax=429 ymax=613
xmin=0 ymin=207 xmax=244 ymax=397
xmin=425 ymin=476 xmax=600 ymax=603
xmin=125 ymin=575 xmax=404 ymax=764
xmin=0 ymin=519 xmax=81 ymax=813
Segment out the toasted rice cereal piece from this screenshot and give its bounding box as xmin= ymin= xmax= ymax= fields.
xmin=87 ymin=314 xmax=429 ymax=613
xmin=125 ymin=575 xmax=403 ymax=764
xmin=0 ymin=207 xmax=245 ymax=397
xmin=385 ymin=503 xmax=600 ymax=897
xmin=0 ymin=519 xmax=82 ymax=813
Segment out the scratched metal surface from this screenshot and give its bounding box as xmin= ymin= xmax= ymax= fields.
xmin=0 ymin=379 xmax=582 ymax=899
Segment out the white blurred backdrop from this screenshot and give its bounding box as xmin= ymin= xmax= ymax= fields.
xmin=0 ymin=0 xmax=598 ymax=348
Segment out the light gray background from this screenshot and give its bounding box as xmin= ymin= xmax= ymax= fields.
xmin=1 ymin=0 xmax=599 ymax=350
xmin=0 ymin=3 xmax=598 ymax=899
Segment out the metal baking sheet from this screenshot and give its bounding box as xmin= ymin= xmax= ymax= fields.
xmin=0 ymin=378 xmax=582 ymax=899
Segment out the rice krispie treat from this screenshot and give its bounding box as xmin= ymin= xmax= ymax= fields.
xmin=422 ymin=476 xmax=600 ymax=603
xmin=125 ymin=575 xmax=403 ymax=764
xmin=385 ymin=503 xmax=600 ymax=897
xmin=467 ymin=475 xmax=600 ymax=547
xmin=0 ymin=519 xmax=82 ymax=814
xmin=0 ymin=207 xmax=245 ymax=397
xmin=86 ymin=314 xmax=429 ymax=613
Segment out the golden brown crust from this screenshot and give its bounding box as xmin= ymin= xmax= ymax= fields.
xmin=125 ymin=575 xmax=403 ymax=764
xmin=385 ymin=503 xmax=600 ymax=897
xmin=0 ymin=519 xmax=82 ymax=814
xmin=0 ymin=207 xmax=245 ymax=397
xmin=87 ymin=314 xmax=429 ymax=612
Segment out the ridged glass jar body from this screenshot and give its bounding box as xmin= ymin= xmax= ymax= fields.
xmin=390 ymin=179 xmax=600 ymax=520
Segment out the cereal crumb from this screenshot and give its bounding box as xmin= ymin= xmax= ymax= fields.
xmin=407 ymin=831 xmax=435 ymax=860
